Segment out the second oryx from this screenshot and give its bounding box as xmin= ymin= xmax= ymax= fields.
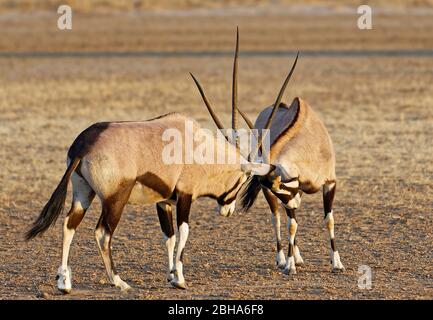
xmin=192 ymin=29 xmax=345 ymax=276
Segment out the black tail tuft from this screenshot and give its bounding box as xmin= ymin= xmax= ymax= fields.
xmin=240 ymin=176 xmax=262 ymax=212
xmin=25 ymin=158 xmax=80 ymax=241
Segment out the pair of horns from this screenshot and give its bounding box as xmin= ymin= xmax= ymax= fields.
xmin=189 ymin=26 xmax=241 ymax=141
xmin=190 ymin=27 xmax=299 ymax=161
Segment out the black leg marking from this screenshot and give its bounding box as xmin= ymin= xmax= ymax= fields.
xmin=157 ymin=202 xmax=174 ymax=238
xmin=323 ymin=181 xmax=336 ymax=217
xmin=330 ymin=238 xmax=336 ymax=252
xmin=288 ymin=243 xmax=294 ymax=257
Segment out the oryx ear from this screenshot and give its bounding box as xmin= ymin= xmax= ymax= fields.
xmin=241 ymin=163 xmax=275 ymax=176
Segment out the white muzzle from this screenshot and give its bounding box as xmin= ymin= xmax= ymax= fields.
xmin=217 ymin=201 xmax=236 ymax=217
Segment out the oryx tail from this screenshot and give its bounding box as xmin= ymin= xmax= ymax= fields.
xmin=25 ymin=158 xmax=81 ymax=240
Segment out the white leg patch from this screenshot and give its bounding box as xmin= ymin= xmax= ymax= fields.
xmin=165 ymin=235 xmax=176 ymax=281
xmin=287 ymin=193 xmax=302 ymax=209
xmin=276 ymin=250 xmax=286 ymax=269
xmin=331 ymin=251 xmax=345 ymax=272
xmin=57 ymin=266 xmax=72 ymax=293
xmin=113 ymin=274 xmax=131 ymax=291
xmin=283 ymin=218 xmax=298 ymax=275
xmin=271 ymin=212 xmax=286 ymax=269
xmin=283 ymin=256 xmax=296 ymax=275
xmin=294 ymin=245 xmax=304 ymax=266
xmin=171 ymin=223 xmax=189 ymax=289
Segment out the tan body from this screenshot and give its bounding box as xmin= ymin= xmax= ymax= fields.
xmin=255 ymin=97 xmax=336 ymax=193
xmin=241 ymin=97 xmax=344 ymax=274
xmin=189 ymin=28 xmax=344 ymax=277
xmin=26 ymin=112 xmax=258 ymax=292
xmin=72 ymin=113 xmax=244 ymax=206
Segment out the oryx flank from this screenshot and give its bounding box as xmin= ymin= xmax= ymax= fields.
xmin=193 ymin=28 xmax=345 ymax=276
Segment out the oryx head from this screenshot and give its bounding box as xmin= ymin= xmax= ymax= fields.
xmin=190 ymin=27 xmax=299 ymax=216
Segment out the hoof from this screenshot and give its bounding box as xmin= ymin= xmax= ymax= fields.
xmin=332 ymin=267 xmax=345 ymax=273
xmin=276 ymin=251 xmax=286 ymax=270
xmin=58 ymin=288 xmax=71 ymax=294
xmin=170 ymin=280 xmax=187 ymax=290
xmin=118 ymin=282 xmax=132 ymax=291
xmin=56 ymin=266 xmax=72 ymax=294
xmin=295 ymin=258 xmax=304 ymax=267
xmin=112 ymin=275 xmax=131 ymax=291
xmin=167 ymin=271 xmax=175 ymax=282
xmin=277 ymin=263 xmax=286 ymax=270
xmin=283 ymin=268 xmax=297 ymax=276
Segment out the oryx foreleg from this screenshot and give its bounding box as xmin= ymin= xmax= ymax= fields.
xmin=323 ymin=181 xmax=345 ymax=272
xmin=156 ymin=201 xmax=176 ymax=282
xmin=263 ymin=188 xmax=286 ymax=269
xmin=170 ymin=193 xmax=192 ymax=290
xmin=283 ymin=207 xmax=298 ymax=275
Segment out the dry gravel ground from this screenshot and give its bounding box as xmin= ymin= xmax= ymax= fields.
xmin=0 ymin=7 xmax=432 ymax=299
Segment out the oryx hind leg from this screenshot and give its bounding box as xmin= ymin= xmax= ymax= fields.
xmin=95 ymin=185 xmax=133 ymax=291
xmin=323 ymin=181 xmax=345 ymax=272
xmin=156 ymin=201 xmax=176 ymax=282
xmin=57 ymin=172 xmax=95 ymax=294
xmin=263 ymin=188 xmax=286 ymax=269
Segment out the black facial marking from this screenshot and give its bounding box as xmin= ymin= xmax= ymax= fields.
xmin=218 ymin=177 xmax=243 ymax=205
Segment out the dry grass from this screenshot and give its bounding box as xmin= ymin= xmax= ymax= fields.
xmin=0 ymin=10 xmax=432 ymax=299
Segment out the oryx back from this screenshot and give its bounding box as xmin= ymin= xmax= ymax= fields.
xmin=68 ymin=113 xmax=187 ymax=204
xmin=255 ymin=97 xmax=336 ymax=193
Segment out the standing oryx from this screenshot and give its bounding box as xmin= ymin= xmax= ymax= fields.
xmin=192 ymin=28 xmax=345 ymax=276
xmin=25 ymin=114 xmax=275 ymax=292
xmin=24 ymin=33 xmax=297 ymax=292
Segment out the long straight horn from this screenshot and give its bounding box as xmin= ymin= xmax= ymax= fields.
xmin=250 ymin=52 xmax=299 ymax=161
xmin=232 ymin=27 xmax=240 ymax=147
xmin=190 ymin=72 xmax=225 ymax=130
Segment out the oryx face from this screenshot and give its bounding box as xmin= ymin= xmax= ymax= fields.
xmin=217 ymin=201 xmax=236 ymax=217
xmin=215 ymin=172 xmax=248 ymax=217
xmin=216 ymin=162 xmax=273 ymax=217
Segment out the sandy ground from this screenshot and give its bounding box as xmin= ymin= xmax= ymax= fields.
xmin=0 ymin=8 xmax=432 ymax=299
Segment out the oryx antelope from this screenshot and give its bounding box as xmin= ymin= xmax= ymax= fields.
xmin=24 ymin=34 xmax=296 ymax=292
xmin=25 ymin=114 xmax=275 ymax=292
xmin=192 ymin=29 xmax=345 ymax=276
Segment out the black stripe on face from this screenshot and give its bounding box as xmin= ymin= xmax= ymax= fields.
xmin=219 ymin=177 xmax=243 ymax=205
